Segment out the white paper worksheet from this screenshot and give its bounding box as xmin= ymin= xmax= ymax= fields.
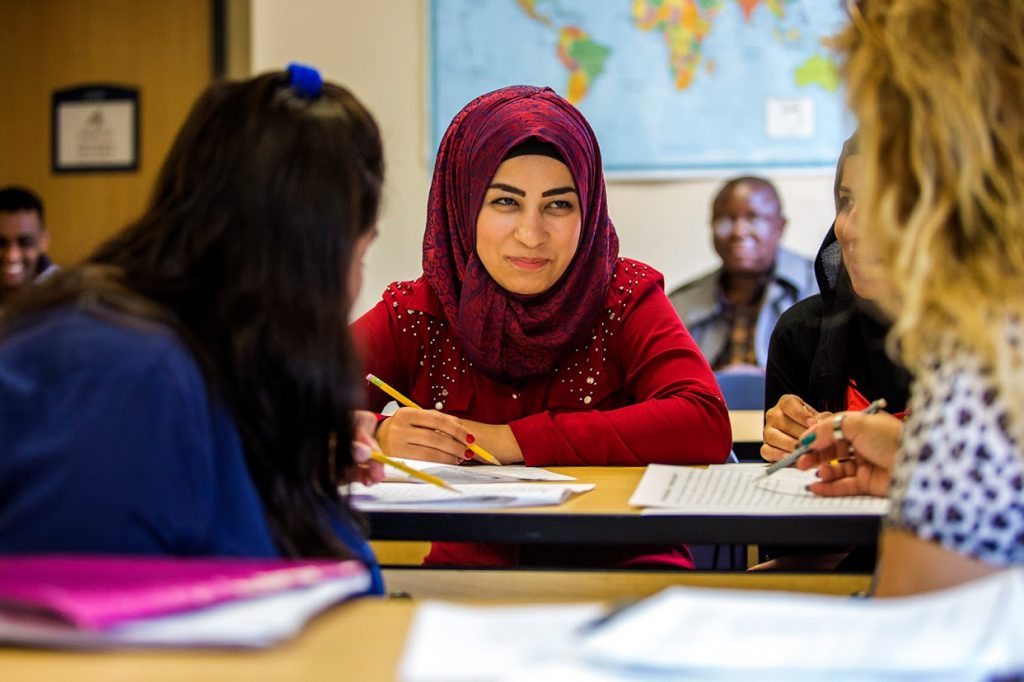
xmin=382 ymin=459 xmax=576 ymax=485
xmin=630 ymin=464 xmax=889 ymax=515
xmin=399 ymin=570 xmax=1024 ymax=681
xmin=349 ymin=482 xmax=595 ymax=511
xmin=567 ymin=570 xmax=1024 ymax=679
xmin=399 ymin=602 xmax=603 ymax=682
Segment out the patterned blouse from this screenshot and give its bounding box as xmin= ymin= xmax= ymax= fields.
xmin=888 ymin=321 xmax=1024 ymax=565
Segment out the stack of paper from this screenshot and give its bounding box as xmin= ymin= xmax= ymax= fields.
xmin=399 ymin=602 xmax=603 ymax=681
xmin=350 ymin=482 xmax=595 ymax=511
xmin=554 ymin=570 xmax=1024 ymax=680
xmin=381 ymin=458 xmax=577 ymax=485
xmin=630 ymin=463 xmax=890 ymax=515
xmin=399 ymin=569 xmax=1024 ymax=681
xmin=0 ymin=555 xmax=371 ymax=648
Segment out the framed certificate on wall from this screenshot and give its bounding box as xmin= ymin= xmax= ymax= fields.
xmin=52 ymin=84 xmax=140 ymax=173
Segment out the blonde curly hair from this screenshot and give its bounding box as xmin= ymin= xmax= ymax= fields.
xmin=836 ymin=0 xmax=1024 ymax=438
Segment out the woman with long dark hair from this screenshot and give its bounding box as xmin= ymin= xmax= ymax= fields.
xmin=0 ymin=66 xmax=385 ymax=590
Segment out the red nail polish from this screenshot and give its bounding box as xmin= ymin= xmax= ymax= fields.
xmin=466 ymin=434 xmax=476 ymax=444
xmin=464 ymin=449 xmax=474 ymax=459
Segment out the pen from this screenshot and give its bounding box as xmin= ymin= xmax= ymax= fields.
xmin=369 ymin=451 xmax=461 ymax=493
xmin=365 ymin=373 xmax=503 ymax=466
xmin=577 ymin=598 xmax=639 ymax=634
xmin=762 ymin=398 xmax=888 ymax=477
xmin=761 ymin=432 xmax=817 ymax=477
xmin=859 ymin=398 xmax=887 ymax=415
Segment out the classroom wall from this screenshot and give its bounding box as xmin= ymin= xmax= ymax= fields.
xmin=0 ymin=0 xmax=211 ymax=267
xmin=252 ymin=0 xmax=838 ymax=317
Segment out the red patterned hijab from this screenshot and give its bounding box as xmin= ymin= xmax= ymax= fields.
xmin=423 ymin=85 xmax=619 ymax=382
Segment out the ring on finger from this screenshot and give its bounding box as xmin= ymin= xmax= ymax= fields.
xmin=832 ymin=413 xmax=847 ymax=442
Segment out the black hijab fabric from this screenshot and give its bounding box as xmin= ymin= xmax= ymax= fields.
xmin=806 ymin=218 xmax=911 ymax=413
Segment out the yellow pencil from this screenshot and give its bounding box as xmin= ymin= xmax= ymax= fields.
xmin=366 ymin=373 xmax=503 ymax=466
xmin=369 ymin=451 xmax=461 ymax=493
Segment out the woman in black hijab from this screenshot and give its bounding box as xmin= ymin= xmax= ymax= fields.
xmin=755 ymin=135 xmax=913 ymax=571
xmin=761 ymin=135 xmax=911 ymax=463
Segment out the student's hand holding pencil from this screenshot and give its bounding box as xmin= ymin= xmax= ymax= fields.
xmin=376 ymin=407 xmax=479 ymax=465
xmin=795 ymin=406 xmax=904 ymax=498
xmin=377 ymin=409 xmax=526 ymax=465
xmin=366 ymin=374 xmax=511 ymax=465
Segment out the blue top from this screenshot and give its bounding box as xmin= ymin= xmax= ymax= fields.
xmin=0 ymin=306 xmax=381 ymax=594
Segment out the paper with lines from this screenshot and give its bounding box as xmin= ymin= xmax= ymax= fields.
xmin=399 ymin=570 xmax=1024 ymax=680
xmin=399 ymin=602 xmax=603 ymax=682
xmin=631 ymin=464 xmax=889 ymax=515
xmin=350 ymin=482 xmax=594 ymax=511
xmin=563 ymin=570 xmax=1024 ymax=679
xmin=382 ymin=459 xmax=575 ymax=485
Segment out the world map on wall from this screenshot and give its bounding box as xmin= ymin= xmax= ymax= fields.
xmin=430 ymin=0 xmax=852 ymax=175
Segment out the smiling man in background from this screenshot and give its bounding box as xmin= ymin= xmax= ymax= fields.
xmin=0 ymin=187 xmax=58 ymax=309
xmin=668 ymin=176 xmax=815 ymax=372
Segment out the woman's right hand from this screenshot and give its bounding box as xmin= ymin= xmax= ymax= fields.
xmin=375 ymin=407 xmax=475 ymax=464
xmin=796 ymin=411 xmax=903 ymax=498
xmin=761 ymin=394 xmax=831 ymax=462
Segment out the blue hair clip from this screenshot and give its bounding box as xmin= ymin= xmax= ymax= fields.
xmin=287 ymin=62 xmax=322 ymax=99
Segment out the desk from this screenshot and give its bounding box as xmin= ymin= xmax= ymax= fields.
xmin=383 ymin=568 xmax=871 ymax=600
xmin=366 ymin=466 xmax=881 ymax=547
xmin=0 ymin=570 xmax=871 ymax=682
xmin=729 ymin=409 xmax=766 ymax=460
xmin=729 ymin=409 xmax=764 ymax=443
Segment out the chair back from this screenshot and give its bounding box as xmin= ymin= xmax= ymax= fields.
xmin=716 ymin=370 xmax=766 ymax=462
xmin=714 ymin=370 xmax=765 ymax=411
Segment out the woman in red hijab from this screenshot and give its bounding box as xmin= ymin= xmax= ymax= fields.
xmin=352 ymin=86 xmax=730 ymax=568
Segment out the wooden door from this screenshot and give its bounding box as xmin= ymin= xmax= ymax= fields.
xmin=0 ymin=0 xmax=212 ymax=266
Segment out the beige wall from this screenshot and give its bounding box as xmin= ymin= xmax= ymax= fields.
xmin=251 ymin=0 xmax=837 ymax=317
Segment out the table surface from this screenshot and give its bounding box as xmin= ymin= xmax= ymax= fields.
xmin=0 ymin=569 xmax=873 ymax=682
xmin=728 ymin=409 xmax=764 ymax=442
xmin=366 ymin=466 xmax=883 ymax=546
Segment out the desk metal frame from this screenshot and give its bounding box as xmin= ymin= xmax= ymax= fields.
xmin=368 ymin=511 xmax=879 ymax=545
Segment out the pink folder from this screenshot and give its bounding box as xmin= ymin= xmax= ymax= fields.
xmin=0 ymin=555 xmax=368 ymax=631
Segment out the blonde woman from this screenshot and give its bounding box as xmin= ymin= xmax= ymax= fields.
xmin=795 ymin=0 xmax=1024 ymax=596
